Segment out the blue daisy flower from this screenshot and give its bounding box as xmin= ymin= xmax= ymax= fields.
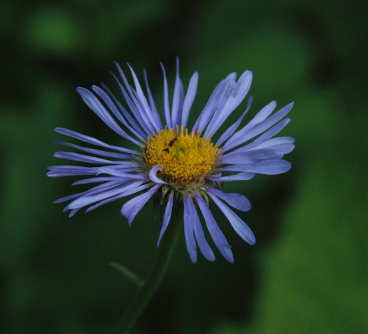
xmin=48 ymin=59 xmax=295 ymax=263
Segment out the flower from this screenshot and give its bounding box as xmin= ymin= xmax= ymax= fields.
xmin=48 ymin=59 xmax=295 ymax=263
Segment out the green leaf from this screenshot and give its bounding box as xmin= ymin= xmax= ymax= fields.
xmin=109 ymin=262 xmax=144 ymax=288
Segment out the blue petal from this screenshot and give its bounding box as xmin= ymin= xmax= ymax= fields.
xmin=171 ymin=58 xmax=185 ymax=128
xmin=238 ymin=100 xmax=277 ymax=133
xmin=48 ymin=164 xmax=142 ymax=179
xmin=222 ymin=159 xmax=292 ymax=175
xmin=68 ymin=180 xmax=145 ymax=210
xmin=96 ymin=167 xmax=146 ymax=179
xmin=255 ymin=136 xmax=295 ymax=148
xmin=221 ymin=148 xmax=282 ymax=165
xmin=208 ymin=193 xmax=256 ymax=245
xmin=160 ymin=63 xmax=172 ymax=128
xmin=121 ymin=184 xmax=161 ymax=225
xmin=55 ymin=179 xmax=126 ymax=204
xmin=208 ymin=173 xmax=255 ymax=182
xmin=207 ymin=187 xmax=251 ymax=212
xmin=192 ymin=73 xmax=236 ymax=133
xmin=183 ymin=195 xmax=198 ymax=263
xmin=243 ymin=135 xmax=295 ymax=155
xmin=47 ymin=165 xmax=99 ymax=177
xmin=181 ymin=72 xmax=199 ymax=128
xmin=260 ymin=143 xmax=294 ymax=155
xmin=54 ymin=128 xmax=139 ymax=155
xmin=224 ymin=102 xmax=293 ymax=152
xmin=92 ymin=85 xmax=146 ymax=142
xmin=206 ymin=70 xmax=252 ymax=136
xmin=216 ymin=96 xmax=253 ymax=147
xmin=187 ymin=196 xmax=215 ymax=262
xmin=111 ymin=75 xmax=150 ymax=137
xmin=148 ymin=165 xmax=166 ymax=184
xmin=113 ymin=62 xmax=155 ymax=135
xmin=223 ymin=101 xmax=277 ymax=148
xmin=143 ymin=69 xmax=162 ymax=129
xmin=127 ymin=64 xmax=162 ymax=132
xmin=72 ymin=177 xmax=118 ymax=185
xmin=157 ymin=191 xmax=174 ymax=246
xmin=54 ymin=191 xmax=86 ymax=204
xmin=54 ymin=151 xmax=124 ymax=165
xmin=195 ymin=195 xmax=234 ymax=263
xmin=68 ymin=209 xmax=79 ymax=218
xmin=85 ymin=182 xmax=150 ymax=213
xmin=54 ymin=141 xmax=132 ymax=160
xmin=234 ymin=118 xmax=292 ymax=153
xmin=76 ymin=87 xmax=143 ymax=146
xmin=202 ymin=77 xmax=236 ymax=136
xmin=100 ymin=83 xmax=147 ymax=140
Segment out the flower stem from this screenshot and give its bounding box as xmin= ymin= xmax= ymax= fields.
xmin=114 ymin=216 xmax=181 ymax=334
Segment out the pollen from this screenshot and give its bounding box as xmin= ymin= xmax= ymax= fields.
xmin=144 ymin=127 xmax=220 ymax=186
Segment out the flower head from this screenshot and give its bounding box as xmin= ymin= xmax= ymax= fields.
xmin=48 ymin=59 xmax=295 ymax=263
xmin=145 ymin=127 xmax=219 ymax=186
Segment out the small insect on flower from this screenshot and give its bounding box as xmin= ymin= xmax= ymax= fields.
xmin=48 ymin=59 xmax=295 ymax=263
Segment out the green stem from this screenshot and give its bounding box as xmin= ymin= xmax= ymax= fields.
xmin=114 ymin=216 xmax=181 ymax=334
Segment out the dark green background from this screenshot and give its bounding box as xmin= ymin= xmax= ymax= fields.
xmin=1 ymin=0 xmax=367 ymax=333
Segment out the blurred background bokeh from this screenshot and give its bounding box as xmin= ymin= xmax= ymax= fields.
xmin=1 ymin=0 xmax=367 ymax=333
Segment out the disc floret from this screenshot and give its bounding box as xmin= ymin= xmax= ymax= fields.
xmin=144 ymin=127 xmax=220 ymax=187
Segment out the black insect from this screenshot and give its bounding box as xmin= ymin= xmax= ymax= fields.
xmin=163 ymin=137 xmax=178 ymax=152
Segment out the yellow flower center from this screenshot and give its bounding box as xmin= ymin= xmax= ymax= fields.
xmin=144 ymin=128 xmax=220 ymax=186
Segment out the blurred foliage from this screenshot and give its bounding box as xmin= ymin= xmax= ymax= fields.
xmin=0 ymin=0 xmax=367 ymax=334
